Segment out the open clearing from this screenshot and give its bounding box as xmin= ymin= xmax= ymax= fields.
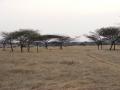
xmin=0 ymin=46 xmax=120 ymax=90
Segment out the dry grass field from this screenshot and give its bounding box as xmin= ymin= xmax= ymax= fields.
xmin=0 ymin=46 xmax=120 ymax=90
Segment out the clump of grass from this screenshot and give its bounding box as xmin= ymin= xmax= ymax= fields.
xmin=60 ymin=60 xmax=75 ymax=65
xmin=43 ymin=61 xmax=58 ymax=64
xmin=9 ymin=69 xmax=35 ymax=74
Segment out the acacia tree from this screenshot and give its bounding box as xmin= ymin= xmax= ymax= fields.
xmin=98 ymin=27 xmax=120 ymax=50
xmin=1 ymin=32 xmax=14 ymax=52
xmin=40 ymin=35 xmax=61 ymax=49
xmin=0 ymin=39 xmax=7 ymax=51
xmin=57 ymin=36 xmax=72 ymax=49
xmin=1 ymin=29 xmax=41 ymax=52
xmin=40 ymin=35 xmax=71 ymax=49
xmin=86 ymin=31 xmax=103 ymax=50
xmin=15 ymin=29 xmax=41 ymax=52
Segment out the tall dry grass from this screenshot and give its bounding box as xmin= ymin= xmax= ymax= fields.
xmin=0 ymin=46 xmax=120 ymax=90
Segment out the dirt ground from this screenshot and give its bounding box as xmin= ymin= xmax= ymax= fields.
xmin=0 ymin=46 xmax=120 ymax=90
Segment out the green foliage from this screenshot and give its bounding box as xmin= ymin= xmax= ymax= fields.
xmin=86 ymin=35 xmax=98 ymax=42
xmin=1 ymin=29 xmax=41 ymax=42
xmin=1 ymin=30 xmax=72 ymax=45
xmin=97 ymin=27 xmax=120 ymax=41
xmin=41 ymin=34 xmax=71 ymax=42
xmin=85 ymin=31 xmax=102 ymax=43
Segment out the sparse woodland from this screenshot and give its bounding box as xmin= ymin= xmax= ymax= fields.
xmin=1 ymin=27 xmax=120 ymax=52
xmin=0 ymin=28 xmax=120 ymax=90
xmin=0 ymin=29 xmax=72 ymax=52
xmin=86 ymin=27 xmax=120 ymax=50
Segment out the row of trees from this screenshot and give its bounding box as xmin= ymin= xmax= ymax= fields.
xmin=86 ymin=27 xmax=120 ymax=50
xmin=1 ymin=27 xmax=120 ymax=52
xmin=1 ymin=29 xmax=72 ymax=52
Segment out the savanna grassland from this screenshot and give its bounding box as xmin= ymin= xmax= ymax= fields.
xmin=0 ymin=46 xmax=120 ymax=90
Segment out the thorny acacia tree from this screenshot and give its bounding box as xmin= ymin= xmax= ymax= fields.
xmin=86 ymin=31 xmax=103 ymax=50
xmin=98 ymin=27 xmax=120 ymax=50
xmin=1 ymin=29 xmax=41 ymax=52
xmin=40 ymin=35 xmax=71 ymax=49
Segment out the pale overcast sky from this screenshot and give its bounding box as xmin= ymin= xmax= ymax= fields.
xmin=0 ymin=0 xmax=120 ymax=41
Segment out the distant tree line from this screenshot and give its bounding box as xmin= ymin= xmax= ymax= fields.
xmin=0 ymin=29 xmax=72 ymax=52
xmin=1 ymin=27 xmax=120 ymax=52
xmin=86 ymin=27 xmax=120 ymax=50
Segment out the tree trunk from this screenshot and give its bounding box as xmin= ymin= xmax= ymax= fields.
xmin=27 ymin=42 xmax=30 ymax=52
xmin=113 ymin=42 xmax=116 ymax=50
xmin=10 ymin=40 xmax=13 ymax=52
xmin=36 ymin=43 xmax=39 ymax=53
xmin=60 ymin=42 xmax=63 ymax=50
xmin=110 ymin=41 xmax=114 ymax=50
xmin=2 ymin=42 xmax=6 ymax=51
xmin=20 ymin=44 xmax=23 ymax=53
xmin=45 ymin=42 xmax=48 ymax=49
